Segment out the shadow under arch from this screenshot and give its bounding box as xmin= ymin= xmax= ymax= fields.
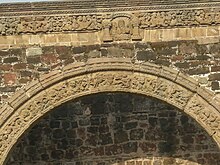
xmin=5 ymin=92 xmax=220 ymax=165
xmin=0 ymin=58 xmax=220 ymax=164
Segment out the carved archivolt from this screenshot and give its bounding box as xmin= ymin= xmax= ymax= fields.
xmin=0 ymin=59 xmax=219 ymax=164
xmin=1 ymin=9 xmax=220 ymax=38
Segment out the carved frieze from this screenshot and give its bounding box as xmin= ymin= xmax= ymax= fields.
xmin=1 ymin=8 xmax=220 ymax=40
xmin=17 ymin=15 xmax=103 ymax=34
xmin=0 ymin=17 xmax=20 ymax=35
xmin=185 ymin=94 xmax=220 ymax=135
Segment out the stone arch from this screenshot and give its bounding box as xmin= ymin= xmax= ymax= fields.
xmin=0 ymin=58 xmax=219 ymax=165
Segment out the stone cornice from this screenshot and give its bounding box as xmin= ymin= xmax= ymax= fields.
xmin=0 ymin=1 xmax=220 ymax=16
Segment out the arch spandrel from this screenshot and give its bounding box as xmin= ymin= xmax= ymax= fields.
xmin=0 ymin=58 xmax=220 ymax=164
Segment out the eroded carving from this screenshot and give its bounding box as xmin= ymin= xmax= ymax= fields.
xmin=2 ymin=9 xmax=220 ymax=38
xmin=0 ymin=17 xmax=20 ymax=35
xmin=0 ymin=71 xmax=219 ymax=164
xmin=169 ymin=85 xmax=193 ymax=107
xmin=102 ymin=13 xmax=142 ymax=41
xmin=185 ymin=95 xmax=220 ymax=133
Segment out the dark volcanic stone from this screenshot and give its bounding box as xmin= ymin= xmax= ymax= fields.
xmin=114 ymin=130 xmax=128 ymax=143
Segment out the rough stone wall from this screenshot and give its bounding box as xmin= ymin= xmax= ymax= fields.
xmin=1 ymin=41 xmax=220 ymax=106
xmin=6 ymin=93 xmax=220 ymax=165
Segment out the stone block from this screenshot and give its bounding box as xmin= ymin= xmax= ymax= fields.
xmin=143 ymin=30 xmax=151 ymax=42
xmin=211 ymin=81 xmax=219 ymax=90
xmin=39 ymin=70 xmax=63 ymax=88
xmin=0 ymin=64 xmax=12 ymax=71
xmin=130 ymin=129 xmax=144 ymax=140
xmin=209 ymin=73 xmax=220 ymax=81
xmin=0 ymin=104 xmax=14 ymax=126
xmin=188 ymin=67 xmax=210 ymax=75
xmin=45 ymin=34 xmax=57 ymax=43
xmin=136 ymin=50 xmax=156 ymax=61
xmin=15 ymin=35 xmax=30 ymax=45
xmin=211 ymin=66 xmax=220 ymax=72
xmin=176 ymin=28 xmax=192 ymax=39
xmin=26 ymin=47 xmax=43 ymax=56
xmin=78 ymin=33 xmax=89 ymax=42
xmin=150 ymin=29 xmax=162 ymax=42
xmin=123 ymin=142 xmax=137 ymax=154
xmin=72 ymin=46 xmax=86 ymax=54
xmin=197 ymin=37 xmax=219 ymax=44
xmin=207 ymin=27 xmax=219 ymax=37
xmin=198 ymin=76 xmax=208 ymax=85
xmin=71 ymin=33 xmax=78 ymax=42
xmin=7 ymin=88 xmax=29 ymax=110
xmin=192 ymin=27 xmax=206 ymax=38
xmin=41 ymin=53 xmax=58 ymax=64
xmin=0 ymin=50 xmax=10 ymax=56
xmin=0 ymin=36 xmax=15 ymax=45
xmin=162 ymin=29 xmax=174 ymax=41
xmin=87 ymin=32 xmax=99 ymax=44
xmin=57 ymin=33 xmax=72 ymax=43
xmin=4 ymin=73 xmax=17 ymax=85
xmin=3 ymin=57 xmax=19 ymax=63
xmin=27 ymin=56 xmax=41 ymax=64
xmin=114 ymin=131 xmax=128 ymax=144
xmin=30 ymin=35 xmax=44 ymax=45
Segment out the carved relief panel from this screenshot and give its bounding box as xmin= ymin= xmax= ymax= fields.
xmin=102 ymin=13 xmax=142 ymax=42
xmin=2 ymin=7 xmax=220 ymax=38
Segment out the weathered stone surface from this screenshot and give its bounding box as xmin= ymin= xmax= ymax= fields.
xmin=6 ymin=93 xmax=220 ymax=165
xmin=0 ymin=41 xmax=220 ymax=107
xmin=137 ymin=50 xmax=156 ymax=61
xmin=114 ymin=130 xmax=129 ymax=144
xmin=209 ymin=73 xmax=220 ymax=81
xmin=1 ymin=1 xmax=220 ymax=164
xmin=130 ymin=129 xmax=144 ymax=140
xmin=26 ymin=47 xmax=43 ymax=56
xmin=3 ymin=57 xmax=19 ymax=63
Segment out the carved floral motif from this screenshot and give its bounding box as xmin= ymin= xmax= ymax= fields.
xmin=0 ymin=17 xmax=20 ymax=35
xmin=185 ymin=95 xmax=220 ymax=134
xmin=0 ymin=71 xmax=219 ymax=164
xmin=1 ymin=9 xmax=220 ymax=39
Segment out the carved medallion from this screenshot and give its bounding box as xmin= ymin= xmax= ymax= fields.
xmin=102 ymin=13 xmax=142 ymax=42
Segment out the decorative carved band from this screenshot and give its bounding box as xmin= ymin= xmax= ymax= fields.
xmin=1 ymin=1 xmax=220 ymax=15
xmin=1 ymin=8 xmax=220 ymax=39
xmin=0 ymin=69 xmax=219 ymax=164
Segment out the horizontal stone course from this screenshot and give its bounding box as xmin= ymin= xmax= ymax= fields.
xmin=0 ymin=25 xmax=220 ymax=49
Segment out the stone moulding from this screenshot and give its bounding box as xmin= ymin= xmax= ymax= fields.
xmin=0 ymin=58 xmax=219 ymax=164
xmin=1 ymin=1 xmax=220 ymax=15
